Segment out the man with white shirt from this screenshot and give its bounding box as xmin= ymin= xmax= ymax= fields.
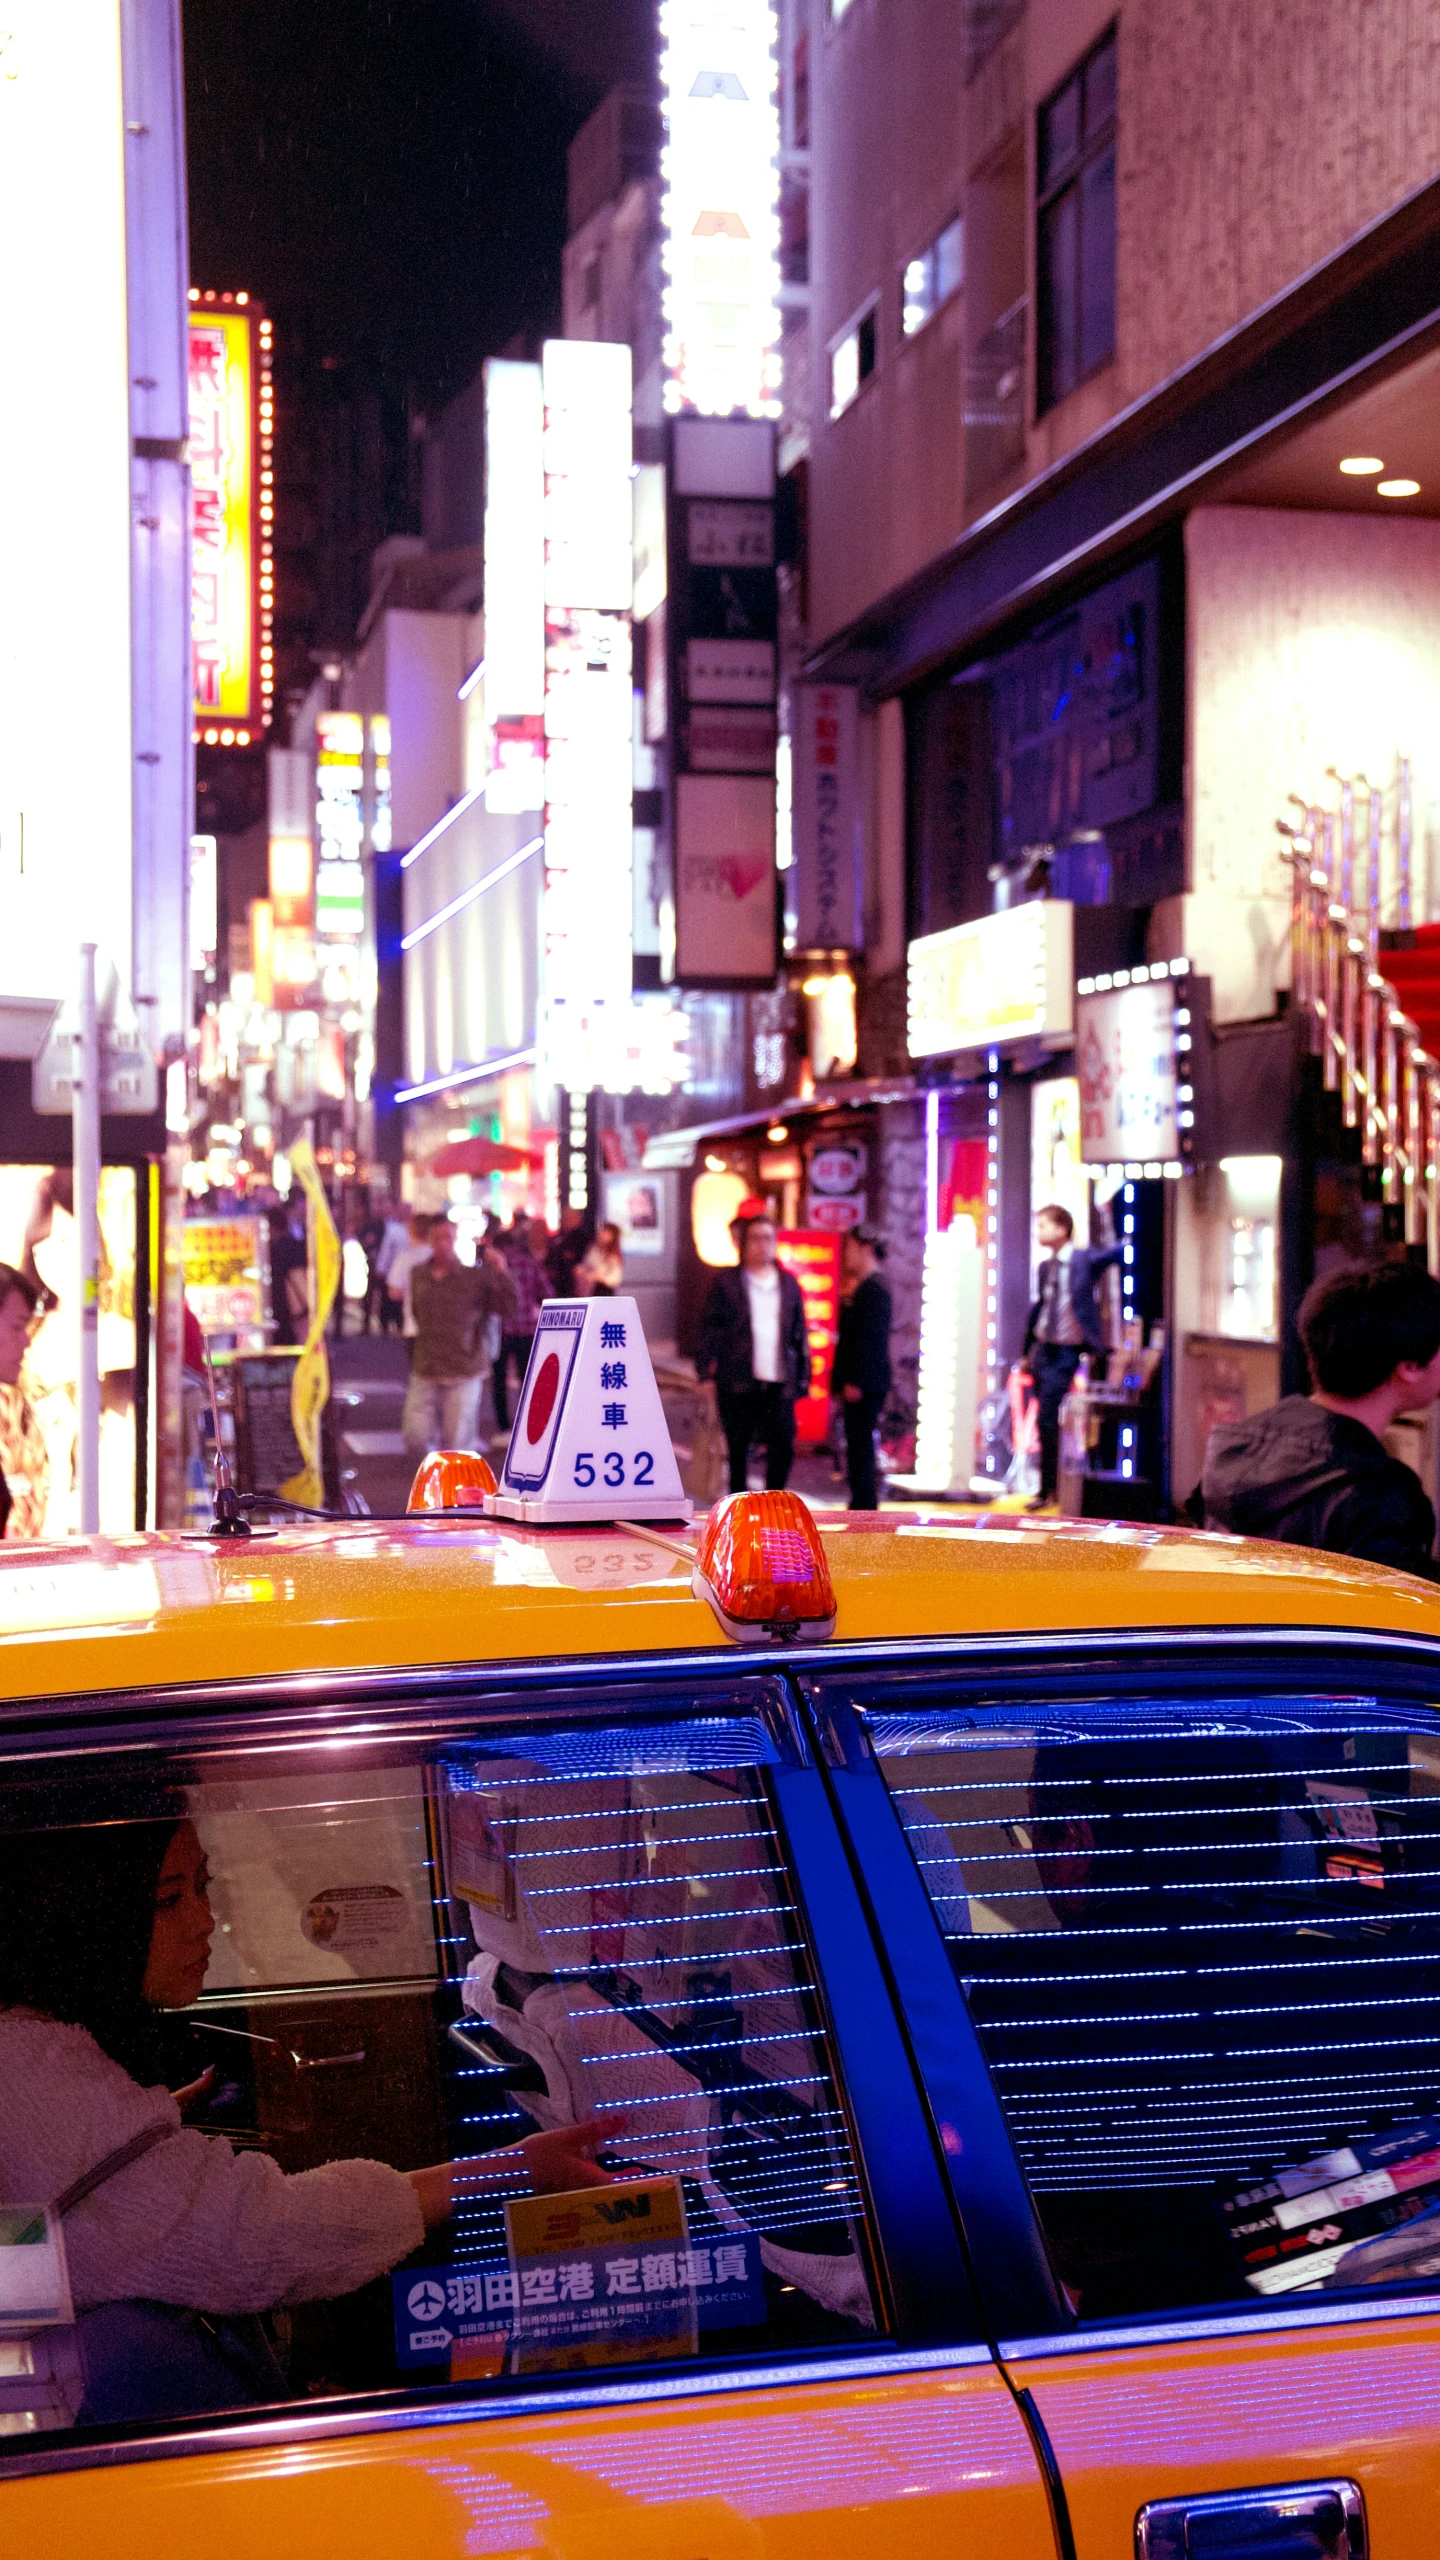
xmin=697 ymin=1211 xmax=811 ymax=1494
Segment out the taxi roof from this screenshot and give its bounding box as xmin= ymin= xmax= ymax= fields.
xmin=0 ymin=1509 xmax=1437 ymax=1707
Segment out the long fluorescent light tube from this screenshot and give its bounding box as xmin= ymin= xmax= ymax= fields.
xmin=400 ymin=836 xmax=543 ymax=950
xmin=394 ymin=1045 xmax=538 ymax=1105
xmin=400 ymin=782 xmax=487 ymax=869
xmin=458 ymin=657 xmax=487 ymax=701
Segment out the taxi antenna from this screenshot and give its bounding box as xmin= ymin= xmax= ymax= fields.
xmin=201 ymin=1331 xmax=251 ymax=1538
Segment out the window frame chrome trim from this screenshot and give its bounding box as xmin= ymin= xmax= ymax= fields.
xmin=0 ymin=2337 xmax=995 ymax=2486
xmin=4 ymin=1621 xmax=1440 ymax=1754
xmin=1001 ymin=2289 xmax=1440 ymax=2361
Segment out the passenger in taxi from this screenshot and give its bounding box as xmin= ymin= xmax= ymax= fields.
xmin=0 ymin=1797 xmax=621 ymax=2419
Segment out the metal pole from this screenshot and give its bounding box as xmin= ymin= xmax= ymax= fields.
xmin=73 ymin=943 xmax=101 ymax=1534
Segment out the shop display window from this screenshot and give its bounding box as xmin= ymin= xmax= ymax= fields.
xmin=0 ymin=1165 xmax=137 ymax=1538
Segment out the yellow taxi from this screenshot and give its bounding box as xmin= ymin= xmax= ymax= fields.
xmin=1 ymin=1301 xmax=1437 ymax=2560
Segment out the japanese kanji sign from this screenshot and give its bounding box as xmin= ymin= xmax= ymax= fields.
xmin=492 ymin=1295 xmax=691 ymax=1525
xmin=793 ymin=684 xmax=861 ymax=952
xmin=188 ymin=307 xmax=257 ymax=724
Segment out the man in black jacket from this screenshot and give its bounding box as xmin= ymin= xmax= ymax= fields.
xmin=697 ymin=1212 xmax=811 ymax=1493
xmin=830 ymin=1226 xmax=892 ymax=1510
xmin=1022 ymin=1204 xmax=1125 ymax=1506
xmin=1201 ymin=1258 xmax=1440 ymax=1577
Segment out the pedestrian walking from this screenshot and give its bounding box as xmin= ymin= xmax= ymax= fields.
xmin=1021 ymin=1205 xmax=1125 ymax=1508
xmin=370 ymin=1213 xmax=411 ymax=1334
xmin=697 ymin=1211 xmax=811 ymax=1494
xmin=545 ymin=1207 xmax=589 ymax=1298
xmin=267 ymin=1204 xmax=308 ymax=1349
xmin=401 ymin=1213 xmax=514 ymax=1459
xmin=578 ymin=1221 xmax=624 ymax=1297
xmin=1199 ymin=1258 xmax=1440 ymax=1576
xmin=491 ymin=1213 xmax=547 ymax=1441
xmin=0 ymin=1264 xmax=40 ymax=1537
xmin=830 ymin=1226 xmax=892 ymax=1511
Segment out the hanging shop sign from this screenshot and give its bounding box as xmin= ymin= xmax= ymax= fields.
xmin=793 ymin=685 xmax=862 ymax=952
xmin=541 ymin=338 xmax=634 ymax=1094
xmin=1075 ymin=962 xmax=1205 ymax=1169
xmin=668 ymin=417 xmax=779 ymax=988
xmin=188 ymin=302 xmax=270 ymax=734
xmin=805 ymin=1139 xmax=866 ymax=1234
xmin=659 ymin=0 xmax=781 ymax=421
xmin=482 ymin=359 xmax=546 ymax=815
xmin=907 ymin=900 xmax=1074 ymax=1059
xmin=315 ymin=710 xmax=365 ymax=945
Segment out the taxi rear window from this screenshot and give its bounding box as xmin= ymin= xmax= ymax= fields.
xmin=866 ymin=1691 xmax=1440 ymax=2323
xmin=0 ymin=1696 xmax=879 ymax=2442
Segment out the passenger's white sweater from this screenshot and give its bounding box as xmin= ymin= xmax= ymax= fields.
xmin=0 ymin=2015 xmax=425 ymax=2311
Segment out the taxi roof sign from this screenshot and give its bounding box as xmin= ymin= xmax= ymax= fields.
xmin=487 ymin=1295 xmax=692 ymax=1526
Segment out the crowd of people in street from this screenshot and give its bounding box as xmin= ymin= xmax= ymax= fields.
xmin=5 ymin=1163 xmax=1440 ymax=1562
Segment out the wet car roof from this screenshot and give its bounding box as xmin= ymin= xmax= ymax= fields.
xmin=0 ymin=1510 xmax=1437 ymax=1704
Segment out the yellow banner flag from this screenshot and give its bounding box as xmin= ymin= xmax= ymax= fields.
xmin=280 ymin=1137 xmax=341 ymax=1508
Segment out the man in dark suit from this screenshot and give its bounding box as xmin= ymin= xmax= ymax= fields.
xmin=830 ymin=1226 xmax=892 ymax=1511
xmin=1022 ymin=1204 xmax=1124 ymax=1507
xmin=697 ymin=1211 xmax=811 ymax=1493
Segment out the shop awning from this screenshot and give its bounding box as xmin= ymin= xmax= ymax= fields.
xmin=426 ymin=1136 xmax=546 ymax=1176
xmin=642 ymin=1077 xmax=918 ymax=1170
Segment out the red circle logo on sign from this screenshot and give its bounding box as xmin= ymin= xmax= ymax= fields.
xmin=525 ymin=1352 xmax=560 ymax=1444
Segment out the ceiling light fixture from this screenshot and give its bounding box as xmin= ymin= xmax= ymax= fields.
xmin=1338 ymin=456 xmax=1384 ymax=476
xmin=1377 ymin=477 xmax=1421 ymax=498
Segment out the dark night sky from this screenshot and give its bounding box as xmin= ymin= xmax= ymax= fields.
xmin=184 ymin=0 xmax=653 ymax=410
xmin=184 ymin=0 xmax=654 ymax=770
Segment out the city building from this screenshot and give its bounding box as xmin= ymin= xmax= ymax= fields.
xmin=0 ymin=0 xmax=190 ymax=1530
xmin=658 ymin=0 xmax=1440 ymax=1513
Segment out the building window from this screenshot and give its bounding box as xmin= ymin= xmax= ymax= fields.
xmin=902 ymin=217 xmax=964 ymax=337
xmin=1036 ymin=25 xmax=1116 ymax=415
xmin=829 ymin=299 xmax=878 ymax=418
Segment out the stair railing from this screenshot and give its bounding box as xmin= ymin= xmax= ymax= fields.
xmin=1277 ymin=758 xmax=1427 ymax=1251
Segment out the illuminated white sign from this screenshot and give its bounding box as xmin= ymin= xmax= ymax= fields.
xmin=541 ymin=340 xmax=634 ymax=1094
xmin=0 ymin=0 xmax=135 ymax=1002
xmin=660 ymin=0 xmax=782 ymax=419
xmin=912 ymin=1226 xmax=984 ymax=1496
xmin=907 ymin=902 xmax=1074 ymax=1060
xmin=483 ymin=359 xmax=546 ymax=814
xmin=1076 ymin=973 xmax=1186 ymax=1164
xmin=315 ymin=711 xmax=365 ymax=944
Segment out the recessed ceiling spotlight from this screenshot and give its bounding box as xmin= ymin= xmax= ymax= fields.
xmin=1339 ymin=456 xmax=1384 ymax=475
xmin=1378 ymin=477 xmax=1421 ymax=498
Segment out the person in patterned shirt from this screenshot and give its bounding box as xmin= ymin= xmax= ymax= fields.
xmin=0 ymin=1263 xmax=42 ymax=1538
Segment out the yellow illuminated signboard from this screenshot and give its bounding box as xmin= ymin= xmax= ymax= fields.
xmin=907 ymin=900 xmax=1074 ymax=1059
xmin=189 ymin=303 xmax=259 ymax=730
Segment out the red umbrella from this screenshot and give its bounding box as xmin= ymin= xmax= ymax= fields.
xmin=427 ymin=1136 xmax=545 ymax=1177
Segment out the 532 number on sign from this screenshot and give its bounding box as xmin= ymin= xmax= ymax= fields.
xmin=573 ymin=1452 xmax=655 ymax=1489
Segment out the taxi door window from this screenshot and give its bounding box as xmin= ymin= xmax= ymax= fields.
xmin=863 ymin=1691 xmax=1440 ymax=2323
xmin=0 ymin=1697 xmax=878 ymax=2441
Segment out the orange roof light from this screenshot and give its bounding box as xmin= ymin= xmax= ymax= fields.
xmin=407 ymin=1449 xmax=498 ymax=1513
xmin=692 ymin=1490 xmax=837 ymax=1643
